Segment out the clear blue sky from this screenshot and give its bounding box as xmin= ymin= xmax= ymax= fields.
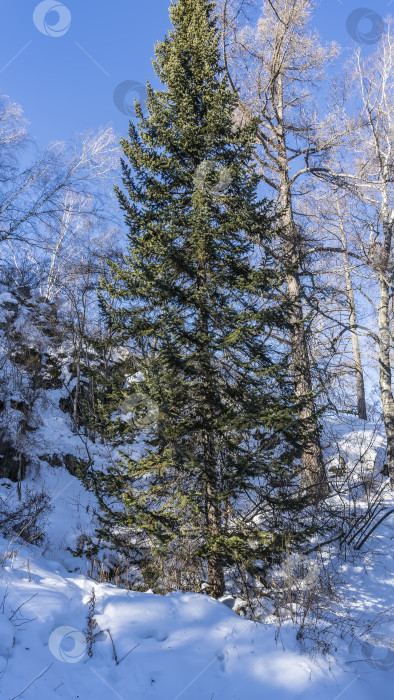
xmin=0 ymin=0 xmax=392 ymax=146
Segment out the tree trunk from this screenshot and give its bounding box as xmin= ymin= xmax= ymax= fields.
xmin=378 ymin=274 xmax=394 ymax=489
xmin=274 ymin=74 xmax=328 ymax=501
xmin=287 ymin=260 xmax=329 ymax=499
xmin=205 ymin=460 xmax=226 ymax=598
xmin=73 ymin=343 xmax=81 ymax=428
xmin=198 ymin=253 xmax=225 ymax=597
xmin=377 ymin=183 xmax=394 ymax=488
xmin=203 ymin=413 xmax=225 ymax=597
xmin=338 ymin=205 xmax=367 ymax=420
xmin=278 ymin=177 xmax=328 ymax=499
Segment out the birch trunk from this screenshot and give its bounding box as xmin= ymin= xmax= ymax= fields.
xmin=276 ymin=79 xmax=329 ymax=500
xmin=345 ymin=32 xmax=393 ymax=485
xmin=73 ymin=342 xmax=82 ymax=428
xmin=337 ymin=202 xmax=367 ymax=420
xmin=378 ymin=274 xmax=394 ymax=489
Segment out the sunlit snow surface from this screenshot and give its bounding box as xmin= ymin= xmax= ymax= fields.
xmin=1 ymin=417 xmax=394 ymax=699
xmin=0 ymin=537 xmax=335 ymax=699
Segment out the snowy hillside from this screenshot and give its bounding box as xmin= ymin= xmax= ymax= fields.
xmin=1 ymin=507 xmax=394 ymax=700
xmin=1 ymin=419 xmax=394 ymax=700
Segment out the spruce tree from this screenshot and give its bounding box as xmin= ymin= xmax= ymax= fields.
xmin=92 ymin=0 xmax=310 ymax=598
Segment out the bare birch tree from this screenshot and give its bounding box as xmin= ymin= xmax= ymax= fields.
xmin=334 ymin=194 xmax=367 ymax=420
xmin=0 ymin=92 xmax=119 ymax=247
xmin=333 ymin=22 xmax=394 ymax=485
xmin=304 ymin=188 xmax=368 ymax=420
xmin=221 ymin=0 xmax=341 ymax=497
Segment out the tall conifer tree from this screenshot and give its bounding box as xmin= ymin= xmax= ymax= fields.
xmin=93 ymin=0 xmax=309 ymax=597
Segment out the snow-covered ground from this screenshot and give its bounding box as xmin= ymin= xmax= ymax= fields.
xmin=1 ymin=417 xmax=394 ymax=699
xmin=1 ymin=516 xmax=394 ymax=700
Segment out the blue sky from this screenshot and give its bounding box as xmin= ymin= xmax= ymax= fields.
xmin=0 ymin=0 xmax=392 ymax=146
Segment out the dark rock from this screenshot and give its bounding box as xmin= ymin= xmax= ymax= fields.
xmin=0 ymin=438 xmax=27 ymax=481
xmin=40 ymin=356 xmax=62 ymax=390
xmin=10 ymin=399 xmax=29 ymax=414
xmin=64 ymin=454 xmax=91 ymax=478
xmin=59 ymin=396 xmax=73 ymax=414
xmin=12 ymin=348 xmax=42 ymax=373
xmin=38 ymin=453 xmax=63 ymax=467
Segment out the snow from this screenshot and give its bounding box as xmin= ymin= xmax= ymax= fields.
xmin=0 ymin=536 xmax=334 ymax=700
xmin=0 ymin=292 xmax=18 ymax=304
xmin=1 ymin=513 xmax=394 ymax=700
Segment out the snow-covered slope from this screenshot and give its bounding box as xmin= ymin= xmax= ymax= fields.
xmin=1 ymin=511 xmax=394 ymax=700
xmin=1 ymin=418 xmax=394 ymax=699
